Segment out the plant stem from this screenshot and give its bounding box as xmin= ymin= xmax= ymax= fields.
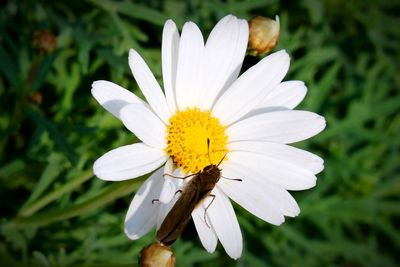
xmin=18 ymin=170 xmax=93 ymax=217
xmin=10 ymin=179 xmax=140 ymax=228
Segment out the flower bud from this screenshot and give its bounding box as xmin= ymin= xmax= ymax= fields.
xmin=30 ymin=91 xmax=43 ymax=105
xmin=33 ymin=30 xmax=57 ymax=54
xmin=248 ymin=15 xmax=280 ymax=56
xmin=139 ymin=242 xmax=176 ymax=267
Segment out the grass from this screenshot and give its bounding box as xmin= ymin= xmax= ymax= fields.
xmin=1 ymin=0 xmax=399 ymax=266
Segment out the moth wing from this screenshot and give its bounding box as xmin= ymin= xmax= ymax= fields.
xmin=156 ymin=185 xmax=201 ymax=245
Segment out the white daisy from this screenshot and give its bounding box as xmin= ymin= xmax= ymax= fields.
xmin=91 ymin=15 xmax=325 ymax=259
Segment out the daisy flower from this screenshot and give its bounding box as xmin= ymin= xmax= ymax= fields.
xmin=91 ymin=15 xmax=325 ymax=259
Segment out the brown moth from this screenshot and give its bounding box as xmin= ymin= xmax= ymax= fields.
xmin=155 ymin=139 xmax=241 ymax=246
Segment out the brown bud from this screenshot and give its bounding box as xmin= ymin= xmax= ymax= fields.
xmin=139 ymin=242 xmax=176 ymax=267
xmin=248 ymin=15 xmax=280 ymax=56
xmin=33 ymin=30 xmax=57 ymax=54
xmin=30 ymin=91 xmax=43 ymax=105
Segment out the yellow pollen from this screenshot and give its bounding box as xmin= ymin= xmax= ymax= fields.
xmin=165 ymin=108 xmax=228 ymax=174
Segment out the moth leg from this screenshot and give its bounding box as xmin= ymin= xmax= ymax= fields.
xmin=204 ymin=194 xmax=216 ymax=228
xmin=163 ymin=173 xmax=197 ymax=179
xmin=151 ymin=199 xmax=159 ymax=204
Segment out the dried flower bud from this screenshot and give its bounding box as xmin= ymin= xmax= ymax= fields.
xmin=248 ymin=15 xmax=280 ymax=56
xmin=139 ymin=242 xmax=176 ymax=267
xmin=30 ymin=91 xmax=43 ymax=105
xmin=33 ymin=30 xmax=57 ymax=54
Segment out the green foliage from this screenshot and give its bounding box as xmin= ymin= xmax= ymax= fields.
xmin=0 ymin=0 xmax=399 ymax=266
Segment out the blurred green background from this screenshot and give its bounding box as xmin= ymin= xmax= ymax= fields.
xmin=1 ymin=0 xmax=399 ymax=266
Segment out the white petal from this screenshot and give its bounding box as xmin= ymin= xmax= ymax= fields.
xmin=227 ymin=110 xmax=326 ymax=144
xmin=199 ymin=15 xmax=249 ymax=110
xmin=91 ymin=80 xmax=144 ymax=119
xmin=213 ymin=50 xmax=290 ymax=125
xmin=156 ymin=168 xmax=184 ymax=229
xmin=162 ymin=19 xmax=180 ymax=113
xmin=256 ymin=81 xmax=307 ymax=109
xmin=220 ymin=161 xmax=300 ymax=217
xmin=120 ymin=103 xmax=166 ymax=149
xmin=192 ymin=205 xmax=218 ymax=253
xmin=124 ymin=168 xmax=164 ymax=239
xmin=128 ymin=49 xmax=171 ymax=123
xmin=175 ymin=22 xmax=204 ymax=110
xmin=164 ymin=157 xmax=174 ymax=174
xmin=156 ymin=199 xmax=175 ymax=230
xmin=93 ymin=143 xmax=167 ymax=181
xmin=158 ymin=159 xmax=178 ymax=203
xmin=158 ymin=178 xmax=175 ymax=203
xmin=228 ymin=141 xmax=324 ymax=174
xmin=218 ymin=166 xmax=285 ymax=225
xmin=227 ymin=151 xmax=316 ymax=190
xmin=208 ymin=187 xmax=242 ymax=259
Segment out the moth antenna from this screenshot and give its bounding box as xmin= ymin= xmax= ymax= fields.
xmin=216 ymin=153 xmax=227 ymax=167
xmin=207 ymin=138 xmax=212 ymax=165
xmin=221 ymin=175 xmax=242 ymax=182
xmin=207 ymin=138 xmax=227 ymax=167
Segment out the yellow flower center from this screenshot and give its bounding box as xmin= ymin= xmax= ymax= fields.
xmin=165 ymin=108 xmax=228 ymax=174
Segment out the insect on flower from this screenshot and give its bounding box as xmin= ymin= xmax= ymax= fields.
xmin=156 ymin=139 xmax=242 ymax=246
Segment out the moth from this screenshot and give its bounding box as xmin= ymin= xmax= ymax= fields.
xmin=156 ymin=139 xmax=241 ymax=246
